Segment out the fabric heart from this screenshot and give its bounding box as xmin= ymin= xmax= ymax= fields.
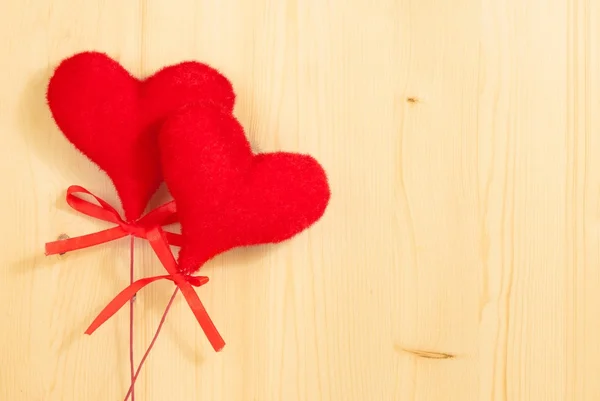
xmin=47 ymin=51 xmax=236 ymax=221
xmin=158 ymin=103 xmax=331 ymax=273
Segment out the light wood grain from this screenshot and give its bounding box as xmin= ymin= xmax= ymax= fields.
xmin=0 ymin=0 xmax=599 ymax=400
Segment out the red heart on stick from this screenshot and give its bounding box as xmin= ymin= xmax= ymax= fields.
xmin=47 ymin=51 xmax=236 ymax=221
xmin=159 ymin=103 xmax=331 ymax=273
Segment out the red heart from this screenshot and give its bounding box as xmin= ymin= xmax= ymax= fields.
xmin=47 ymin=51 xmax=236 ymax=221
xmin=158 ymin=103 xmax=331 ymax=273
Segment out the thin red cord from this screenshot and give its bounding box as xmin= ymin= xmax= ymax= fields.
xmin=129 ymin=236 xmax=135 ymax=401
xmin=123 ymin=288 xmax=179 ymax=401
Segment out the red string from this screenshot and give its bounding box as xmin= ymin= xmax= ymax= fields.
xmin=128 ymin=236 xmax=135 ymax=401
xmin=123 ymin=288 xmax=179 ymax=401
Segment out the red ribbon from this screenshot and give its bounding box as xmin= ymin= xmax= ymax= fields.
xmin=85 ymin=226 xmax=226 ymax=352
xmin=45 ymin=185 xmax=183 ymax=255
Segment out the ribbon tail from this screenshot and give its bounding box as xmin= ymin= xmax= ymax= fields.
xmin=45 ymin=227 xmax=128 ymax=255
xmin=178 ymin=282 xmax=225 ymax=352
xmin=84 ymin=275 xmax=170 ymax=335
xmin=145 ymin=227 xmax=180 ymax=272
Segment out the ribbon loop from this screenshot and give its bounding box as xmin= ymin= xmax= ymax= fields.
xmin=65 ymin=185 xmax=123 ymax=224
xmin=45 ymin=185 xmax=182 ymax=255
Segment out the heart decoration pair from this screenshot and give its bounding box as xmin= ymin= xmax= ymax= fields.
xmin=43 ymin=51 xmax=330 ymax=400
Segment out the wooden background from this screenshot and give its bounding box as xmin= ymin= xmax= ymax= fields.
xmin=1 ymin=0 xmax=599 ymax=400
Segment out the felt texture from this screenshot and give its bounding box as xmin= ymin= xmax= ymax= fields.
xmin=47 ymin=51 xmax=236 ymax=221
xmin=159 ymin=103 xmax=331 ymax=273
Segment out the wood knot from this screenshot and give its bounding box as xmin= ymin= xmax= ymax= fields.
xmin=406 ymin=96 xmax=419 ymax=104
xmin=395 ymin=344 xmax=456 ymax=359
xmin=57 ymin=234 xmax=69 ymax=256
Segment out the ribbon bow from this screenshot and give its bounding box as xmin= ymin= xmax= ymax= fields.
xmin=45 ymin=185 xmax=224 ymax=401
xmin=84 ymin=226 xmax=225 ymax=351
xmin=45 ymin=185 xmax=182 ymax=255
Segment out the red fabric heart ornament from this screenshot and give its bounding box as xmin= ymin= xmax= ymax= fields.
xmin=47 ymin=51 xmax=236 ymax=221
xmin=159 ymin=103 xmax=331 ymax=273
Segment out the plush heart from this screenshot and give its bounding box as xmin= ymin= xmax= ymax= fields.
xmin=158 ymin=103 xmax=331 ymax=273
xmin=47 ymin=51 xmax=236 ymax=221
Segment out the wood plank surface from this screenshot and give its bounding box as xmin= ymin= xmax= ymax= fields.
xmin=0 ymin=0 xmax=598 ymax=400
